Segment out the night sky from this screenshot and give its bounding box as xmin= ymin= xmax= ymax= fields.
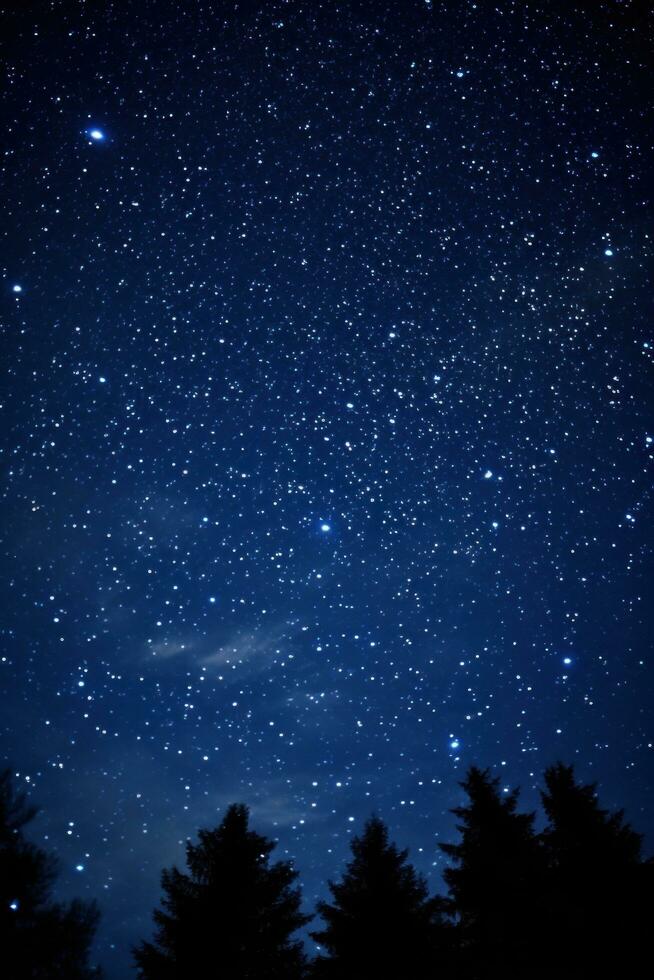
xmin=1 ymin=1 xmax=653 ymax=976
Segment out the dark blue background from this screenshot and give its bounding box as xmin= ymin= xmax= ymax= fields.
xmin=1 ymin=2 xmax=652 ymax=976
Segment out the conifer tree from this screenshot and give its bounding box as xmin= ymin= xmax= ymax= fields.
xmin=541 ymin=763 xmax=652 ymax=973
xmin=0 ymin=768 xmax=102 ymax=979
xmin=133 ymin=803 xmax=309 ymax=979
xmin=310 ymin=816 xmax=450 ymax=979
xmin=542 ymin=762 xmax=642 ymax=871
xmin=439 ymin=767 xmax=544 ymax=978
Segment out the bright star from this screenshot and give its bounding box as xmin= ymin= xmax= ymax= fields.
xmin=12 ymin=284 xmax=22 ymax=293
xmin=483 ymin=469 xmax=493 ymax=479
xmin=320 ymin=523 xmax=331 ymax=532
xmin=88 ymin=129 xmax=104 ymax=141
xmin=604 ymin=248 xmax=613 ymax=257
xmin=450 ymin=739 xmax=460 ymax=750
xmin=563 ymin=657 xmax=572 ymax=666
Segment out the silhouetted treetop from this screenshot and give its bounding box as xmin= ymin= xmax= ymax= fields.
xmin=538 ymin=762 xmax=651 ymax=976
xmin=439 ymin=766 xmax=545 ymax=977
xmin=0 ymin=768 xmax=102 ymax=980
xmin=311 ymin=815 xmax=451 ymax=978
xmin=134 ymin=802 xmax=309 ymax=980
xmin=542 ymin=762 xmax=643 ymax=869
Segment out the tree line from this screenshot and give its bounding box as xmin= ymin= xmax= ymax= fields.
xmin=1 ymin=763 xmax=652 ymax=978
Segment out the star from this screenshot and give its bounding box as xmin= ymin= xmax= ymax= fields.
xmin=88 ymin=128 xmax=105 ymax=141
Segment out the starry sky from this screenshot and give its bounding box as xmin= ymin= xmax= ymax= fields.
xmin=1 ymin=1 xmax=653 ymax=976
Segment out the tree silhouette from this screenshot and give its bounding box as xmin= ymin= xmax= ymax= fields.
xmin=310 ymin=815 xmax=451 ymax=978
xmin=0 ymin=768 xmax=102 ymax=979
xmin=541 ymin=762 xmax=653 ymax=974
xmin=133 ymin=802 xmax=309 ymax=979
xmin=439 ymin=766 xmax=545 ymax=978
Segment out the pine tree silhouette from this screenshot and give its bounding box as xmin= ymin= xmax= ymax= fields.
xmin=541 ymin=762 xmax=653 ymax=974
xmin=439 ymin=766 xmax=544 ymax=979
xmin=0 ymin=768 xmax=102 ymax=979
xmin=133 ymin=802 xmax=310 ymax=979
xmin=310 ymin=815 xmax=451 ymax=979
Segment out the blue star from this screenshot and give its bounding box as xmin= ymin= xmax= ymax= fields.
xmin=88 ymin=128 xmax=104 ymax=141
xmin=320 ymin=522 xmax=331 ymax=533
